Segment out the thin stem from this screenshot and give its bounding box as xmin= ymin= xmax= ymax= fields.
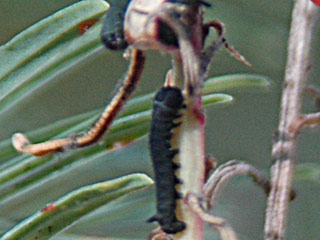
xmin=291 ymin=112 xmax=320 ymax=138
xmin=173 ymin=9 xmax=206 ymax=240
xmin=204 ymin=160 xmax=271 ymax=210
xmin=151 ymin=4 xmax=206 ymax=240
xmin=185 ymin=192 xmax=238 ymax=240
xmin=264 ymin=1 xmax=319 ymax=240
xmin=304 ymin=84 xmax=320 ymax=110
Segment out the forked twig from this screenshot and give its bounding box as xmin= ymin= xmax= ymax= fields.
xmin=203 ymin=160 xmax=271 ymax=210
xmin=184 ymin=159 xmax=272 ymax=240
xmin=264 ymin=2 xmax=319 ymax=239
xmin=185 ymin=192 xmax=238 ymax=240
xmin=201 ymin=21 xmax=251 ymax=78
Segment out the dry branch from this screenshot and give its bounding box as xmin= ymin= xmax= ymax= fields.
xmin=264 ymin=1 xmax=319 ymax=239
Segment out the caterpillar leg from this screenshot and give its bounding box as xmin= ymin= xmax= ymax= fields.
xmin=12 ymin=49 xmax=146 ymax=156
xmin=167 ymin=0 xmax=211 ymax=7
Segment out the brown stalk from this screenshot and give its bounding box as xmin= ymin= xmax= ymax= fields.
xmin=264 ymin=2 xmax=319 ymax=240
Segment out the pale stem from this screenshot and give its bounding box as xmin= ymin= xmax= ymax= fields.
xmin=175 ymin=94 xmax=206 ymax=240
xmin=264 ymin=1 xmax=319 ymax=240
xmin=168 ymin=5 xmax=206 ymax=240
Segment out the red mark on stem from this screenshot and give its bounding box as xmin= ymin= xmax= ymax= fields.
xmin=192 ymin=97 xmax=206 ymax=125
xmin=311 ymin=0 xmax=320 ymax=7
xmin=79 ymin=20 xmax=98 ymax=35
xmin=41 ymin=203 xmax=57 ymax=213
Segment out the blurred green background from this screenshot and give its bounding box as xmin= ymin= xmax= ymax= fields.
xmin=0 ymin=0 xmax=319 ymax=239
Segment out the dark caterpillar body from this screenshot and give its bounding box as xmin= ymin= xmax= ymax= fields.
xmin=100 ymin=0 xmax=131 ymax=50
xmin=148 ymin=87 xmax=186 ymax=234
xmin=167 ymin=0 xmax=211 ymax=7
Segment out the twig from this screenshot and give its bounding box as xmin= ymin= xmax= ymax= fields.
xmin=203 ymin=160 xmax=271 ymax=210
xmin=304 ymin=84 xmax=320 ymax=110
xmin=264 ymin=2 xmax=319 ymax=240
xmin=185 ymin=192 xmax=238 ymax=240
xmin=305 ymin=84 xmax=320 ymax=101
xmin=147 ymin=228 xmax=174 ymax=240
xmin=290 ymin=112 xmax=320 ymax=138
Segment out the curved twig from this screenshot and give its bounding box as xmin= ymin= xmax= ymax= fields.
xmin=203 ymin=160 xmax=271 ymax=210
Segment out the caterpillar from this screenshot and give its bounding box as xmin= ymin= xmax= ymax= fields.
xmin=167 ymin=0 xmax=211 ymax=7
xmin=100 ymin=0 xmax=132 ymax=50
xmin=148 ymin=86 xmax=186 ymax=234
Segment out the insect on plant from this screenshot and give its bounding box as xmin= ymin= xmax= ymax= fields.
xmin=10 ymin=0 xmax=251 ymax=238
xmin=148 ymin=86 xmax=186 ymax=234
xmin=11 ymin=0 xmax=243 ymax=157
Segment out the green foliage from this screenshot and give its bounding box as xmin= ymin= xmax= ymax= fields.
xmin=1 ymin=174 xmax=153 ymax=240
xmin=0 ymin=0 xmax=109 ymax=113
xmin=294 ymin=163 xmax=320 ymax=183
